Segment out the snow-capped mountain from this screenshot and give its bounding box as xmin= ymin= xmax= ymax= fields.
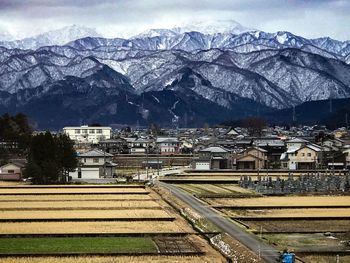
xmin=0 ymin=21 xmax=350 ymax=128
xmin=133 ymin=19 xmax=253 ymax=39
xmin=65 ymin=30 xmax=350 ymax=63
xmin=0 ymin=25 xmax=101 ymax=50
xmin=0 ymin=30 xmax=14 ymax=41
xmin=172 ymin=19 xmax=254 ymax=35
xmin=1 ymin=46 xmax=349 ymax=108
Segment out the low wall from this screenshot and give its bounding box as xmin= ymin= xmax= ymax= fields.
xmin=0 ymin=173 xmax=21 ymax=181
xmin=114 ymin=155 xmax=192 ymax=167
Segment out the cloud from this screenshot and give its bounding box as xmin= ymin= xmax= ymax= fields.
xmin=0 ymin=0 xmax=349 ymax=40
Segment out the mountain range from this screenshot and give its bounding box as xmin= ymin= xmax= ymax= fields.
xmin=0 ymin=21 xmax=350 ymax=129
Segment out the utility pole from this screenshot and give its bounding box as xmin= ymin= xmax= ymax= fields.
xmin=102 ymin=135 xmax=106 ymax=178
xmin=258 ymin=225 xmax=263 ymax=260
xmin=292 ymin=106 xmax=296 ymax=122
xmin=156 ymin=131 xmax=160 ymax=177
xmin=146 ymin=145 xmax=149 ymax=180
xmin=346 ymin=113 xmax=349 ymax=130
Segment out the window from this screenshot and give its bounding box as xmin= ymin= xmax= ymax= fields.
xmin=93 ymin=158 xmax=99 ymax=163
xmin=7 ymin=170 xmax=14 ymax=174
xmin=82 ymin=130 xmax=87 ymax=134
xmin=307 ymin=153 xmax=312 ymax=157
xmin=302 ymin=153 xmax=305 ymax=157
xmin=89 ymin=129 xmax=95 ymax=134
xmin=75 ymin=129 xmax=80 ymax=134
xmin=96 ymin=129 xmax=102 ymax=134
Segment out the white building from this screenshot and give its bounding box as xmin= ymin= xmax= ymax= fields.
xmin=63 ymin=126 xmax=111 ymax=144
xmin=69 ymin=149 xmax=117 ymax=179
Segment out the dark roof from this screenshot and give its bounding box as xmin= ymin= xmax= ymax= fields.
xmin=79 ymin=149 xmax=113 ymax=158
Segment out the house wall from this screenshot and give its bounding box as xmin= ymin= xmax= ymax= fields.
xmin=288 ymin=147 xmax=320 ymax=170
xmin=237 ymin=161 xmax=255 ymax=170
xmin=0 ymin=174 xmax=21 ymax=181
xmin=0 ymin=164 xmax=21 ymax=174
xmin=195 ymin=162 xmax=210 ymax=170
xmin=158 ymin=143 xmax=180 ymax=154
xmin=290 ymin=148 xmax=318 ymax=162
xmin=247 ymin=149 xmax=266 ymax=160
xmin=69 ymin=167 xmax=100 ymax=179
xmin=237 ymin=155 xmax=264 ymax=170
xmin=81 ymin=157 xmax=106 ymax=165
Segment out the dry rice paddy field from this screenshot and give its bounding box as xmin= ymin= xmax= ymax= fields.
xmin=174 ymin=183 xmax=350 ymax=262
xmin=0 ymin=200 xmax=160 ymax=209
xmin=174 ymin=183 xmax=258 ymax=197
xmin=225 ymin=208 xmax=350 ymax=218
xmin=206 ymin=195 xmax=350 ymax=207
xmin=0 ymin=194 xmax=151 ymax=201
xmin=0 ymin=183 xmax=224 ymax=262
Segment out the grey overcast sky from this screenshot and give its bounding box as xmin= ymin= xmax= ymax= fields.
xmin=0 ymin=0 xmax=349 ymax=40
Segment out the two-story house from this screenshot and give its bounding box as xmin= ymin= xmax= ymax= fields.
xmin=193 ymin=146 xmax=231 ymax=170
xmin=280 ymin=144 xmax=322 ymax=170
xmin=98 ymin=138 xmax=128 ymax=154
xmin=69 ymin=149 xmax=117 ymax=179
xmin=235 ymin=147 xmax=267 ymax=170
xmin=130 ymin=138 xmax=151 ymax=154
xmin=156 ymin=137 xmax=180 ymax=154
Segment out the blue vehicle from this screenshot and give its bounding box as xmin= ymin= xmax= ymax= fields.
xmin=281 ymin=252 xmax=295 ymax=263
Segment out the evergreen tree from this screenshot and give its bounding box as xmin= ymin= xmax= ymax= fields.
xmin=0 ymin=113 xmax=32 ymax=156
xmin=56 ymin=134 xmax=78 ymax=183
xmin=24 ymin=132 xmax=77 ymax=184
xmin=23 ymin=158 xmax=42 ymax=184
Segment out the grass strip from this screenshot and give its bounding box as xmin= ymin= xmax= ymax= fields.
xmin=0 ymin=237 xmax=156 ymax=254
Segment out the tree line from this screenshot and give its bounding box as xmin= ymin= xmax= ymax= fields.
xmin=1 ymin=113 xmax=77 ymax=184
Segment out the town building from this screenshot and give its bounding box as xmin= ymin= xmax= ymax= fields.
xmin=63 ymin=126 xmax=111 ymax=144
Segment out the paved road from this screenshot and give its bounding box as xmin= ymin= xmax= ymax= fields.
xmin=159 ymin=182 xmax=280 ymax=263
xmin=133 ymin=167 xmax=186 ymax=181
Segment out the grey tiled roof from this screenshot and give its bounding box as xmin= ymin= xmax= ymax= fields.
xmin=79 ymin=149 xmax=113 ymax=157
